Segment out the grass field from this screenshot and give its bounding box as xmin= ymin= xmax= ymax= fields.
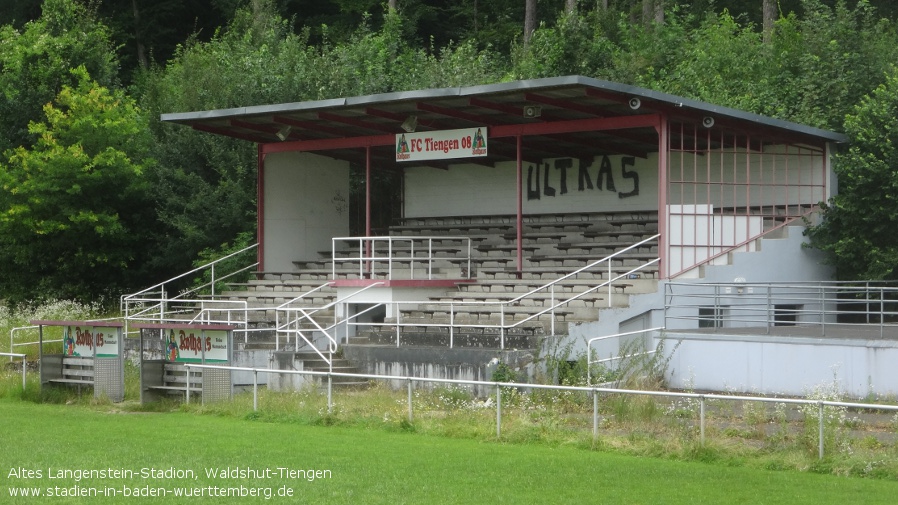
xmin=2 ymin=399 xmax=897 ymax=504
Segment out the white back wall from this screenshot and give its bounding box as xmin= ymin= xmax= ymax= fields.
xmin=663 ymin=333 xmax=898 ymax=398
xmin=263 ymin=152 xmax=349 ymax=271
xmin=404 ymin=154 xmax=659 ymax=218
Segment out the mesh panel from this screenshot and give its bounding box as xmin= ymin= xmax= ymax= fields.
xmin=94 ymin=358 xmax=124 ymax=402
xmin=202 ymin=368 xmax=232 ymax=403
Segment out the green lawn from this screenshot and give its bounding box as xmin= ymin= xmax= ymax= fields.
xmin=1 ymin=399 xmax=896 ymax=504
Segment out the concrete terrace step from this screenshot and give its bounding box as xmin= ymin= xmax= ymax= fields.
xmin=360 ymin=329 xmax=540 ymax=349
xmin=476 ymin=266 xmax=655 ymax=280
xmin=428 ymin=291 xmax=613 ymax=308
xmin=387 ymin=315 xmax=570 ymax=334
xmin=458 ymin=277 xmax=658 ymax=294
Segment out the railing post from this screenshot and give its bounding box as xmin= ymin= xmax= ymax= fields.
xmin=766 ymin=285 xmax=771 ymax=335
xmin=407 ymin=379 xmax=413 ymax=423
xmin=608 ymin=260 xmax=612 ymax=307
xmin=699 ymin=395 xmax=706 ymax=447
xmin=449 ymin=302 xmax=454 ymax=349
xmin=550 ymin=285 xmax=556 ymax=336
xmin=500 ymin=305 xmax=505 ymax=350
xmin=820 ymin=285 xmax=826 ymax=337
xmin=592 ymin=389 xmax=599 ymax=443
xmin=396 ymin=302 xmax=401 ymax=347
xmin=818 ymin=401 xmax=825 ymax=460
xmin=663 ymin=283 xmax=673 ymax=328
xmin=253 ymin=370 xmax=258 ymax=412
xmin=496 ymin=383 xmax=502 ymax=439
xmin=211 ymin=264 xmax=216 ymax=297
xmin=327 ymin=373 xmax=333 ymax=414
xmin=160 ymin=284 xmax=166 ymax=324
xmin=185 ymin=365 xmax=190 ymax=405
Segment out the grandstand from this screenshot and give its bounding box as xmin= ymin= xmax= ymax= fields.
xmin=139 ymin=76 xmax=898 ymax=397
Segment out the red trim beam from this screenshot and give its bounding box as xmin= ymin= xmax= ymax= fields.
xmin=259 ymin=114 xmax=661 ymax=155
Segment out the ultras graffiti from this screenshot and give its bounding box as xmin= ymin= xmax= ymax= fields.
xmin=526 ymin=155 xmax=639 ymax=201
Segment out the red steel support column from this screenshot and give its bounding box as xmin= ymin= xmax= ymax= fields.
xmin=257 ymin=144 xmax=265 ymax=272
xmin=366 ymin=146 xmax=372 ymax=237
xmin=365 ymin=146 xmax=372 ymax=277
xmin=657 ymin=118 xmax=669 ymax=280
xmin=516 ymin=135 xmax=523 ymax=276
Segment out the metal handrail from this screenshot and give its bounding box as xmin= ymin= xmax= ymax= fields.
xmin=664 ymin=281 xmax=898 ymax=337
xmin=121 ymin=244 xmax=258 ymax=336
xmin=275 ymin=282 xmax=385 ymax=365
xmin=184 ymin=361 xmax=898 ymax=459
xmin=668 ymin=207 xmax=818 ymax=279
xmin=587 ymin=327 xmax=665 ymax=383
xmin=332 ymin=236 xmax=472 ymax=280
xmin=122 ymin=243 xmax=258 ymax=303
xmin=0 ymin=352 xmax=27 ymax=389
xmin=505 ymin=234 xmax=660 ymax=308
xmin=335 ymin=259 xmax=659 ymax=349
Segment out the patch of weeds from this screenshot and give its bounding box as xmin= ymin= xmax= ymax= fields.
xmin=397 ymin=418 xmax=415 ymax=432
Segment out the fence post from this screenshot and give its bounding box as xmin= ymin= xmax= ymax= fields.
xmin=407 ymin=379 xmax=413 ymax=423
xmin=496 ymin=383 xmax=502 ymax=439
xmin=185 ymin=365 xmax=191 ymax=405
xmin=327 ymin=374 xmax=333 ymax=414
xmin=699 ymin=395 xmax=706 ymax=447
xmin=449 ymin=303 xmax=454 ymax=349
xmin=253 ymin=370 xmax=258 ymax=412
xmin=592 ymin=389 xmax=599 ymax=443
xmin=500 ymin=306 xmax=505 ymax=350
xmin=818 ymin=401 xmax=824 ymax=460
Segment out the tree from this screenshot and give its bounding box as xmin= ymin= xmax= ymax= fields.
xmin=0 ymin=67 xmax=155 ymax=303
xmin=0 ymin=0 xmax=119 ymax=153
xmin=805 ymin=66 xmax=898 ymax=280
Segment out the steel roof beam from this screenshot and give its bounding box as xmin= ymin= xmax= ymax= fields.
xmin=318 ymin=112 xmax=396 ymax=133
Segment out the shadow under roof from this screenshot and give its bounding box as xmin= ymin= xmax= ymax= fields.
xmin=161 ymin=75 xmax=846 ymax=167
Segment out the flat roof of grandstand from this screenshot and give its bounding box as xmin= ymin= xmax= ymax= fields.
xmin=161 ymin=75 xmax=846 ymax=166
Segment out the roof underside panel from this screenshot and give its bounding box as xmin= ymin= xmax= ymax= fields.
xmin=162 ymin=76 xmax=846 ymax=166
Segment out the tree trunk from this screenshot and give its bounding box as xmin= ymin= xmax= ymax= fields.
xmin=763 ymin=0 xmax=776 ymax=43
xmin=131 ymin=0 xmax=148 ymax=69
xmin=643 ymin=0 xmax=664 ymax=25
xmin=388 ymin=0 xmax=397 ymax=11
xmin=524 ymin=0 xmax=537 ymax=46
xmin=565 ymin=0 xmax=577 ymax=15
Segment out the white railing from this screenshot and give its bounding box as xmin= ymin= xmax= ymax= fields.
xmin=664 ymin=281 xmax=898 ymax=337
xmin=275 ymin=282 xmax=385 ymax=367
xmin=122 ymin=243 xmax=258 ymax=334
xmin=332 ymin=236 xmax=472 ymax=280
xmin=352 ymin=237 xmax=659 ymax=348
xmin=587 ymin=327 xmax=664 ymax=383
xmin=183 ymin=362 xmax=898 ymax=460
xmin=273 ymin=236 xmax=660 ymax=352
xmin=1 ymin=352 xmax=27 ymax=389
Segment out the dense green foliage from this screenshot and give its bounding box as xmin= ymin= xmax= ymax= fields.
xmin=0 ymin=67 xmax=153 ymax=302
xmin=0 ymin=0 xmax=118 ymax=153
xmin=806 ymin=66 xmax=898 ymax=279
xmin=1 ymin=0 xmax=898 ymax=302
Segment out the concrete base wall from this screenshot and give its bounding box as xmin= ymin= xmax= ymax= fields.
xmin=662 ymin=332 xmax=898 ymax=398
xmin=342 ymin=345 xmax=537 ymax=396
xmin=268 ymin=352 xmax=315 ymax=391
